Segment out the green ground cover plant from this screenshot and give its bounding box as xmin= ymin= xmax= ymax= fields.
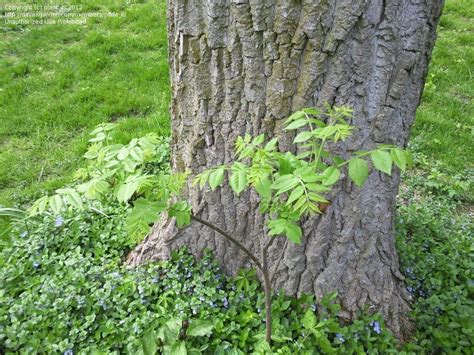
xmin=1 ymin=0 xmax=473 ymax=353
xmin=1 ymin=129 xmax=397 ymax=354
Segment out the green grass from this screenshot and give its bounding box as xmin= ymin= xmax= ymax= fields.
xmin=410 ymin=0 xmax=473 ymax=171
xmin=0 ymin=1 xmax=170 ymax=222
xmin=0 ymin=0 xmax=472 ymax=216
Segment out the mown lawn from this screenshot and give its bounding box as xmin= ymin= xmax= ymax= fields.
xmin=411 ymin=0 xmax=473 ymax=171
xmin=0 ymin=1 xmax=169 ymax=232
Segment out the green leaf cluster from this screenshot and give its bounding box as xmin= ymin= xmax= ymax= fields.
xmin=194 ymin=106 xmax=410 ymax=244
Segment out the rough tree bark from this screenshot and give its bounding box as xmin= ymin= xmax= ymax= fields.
xmin=128 ymin=0 xmax=444 ymax=340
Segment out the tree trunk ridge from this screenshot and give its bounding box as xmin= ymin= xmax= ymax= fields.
xmin=127 ymin=0 xmax=444 ymax=340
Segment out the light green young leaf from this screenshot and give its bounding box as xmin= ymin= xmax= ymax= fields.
xmin=271 ymin=175 xmax=298 ymax=194
xmin=83 ymin=149 xmax=98 ymax=160
xmin=391 ymin=148 xmax=407 ymax=171
xmin=285 ymin=119 xmax=308 ymax=131
xmin=348 ymin=158 xmax=369 ymax=187
xmin=278 ymin=157 xmax=293 ymax=175
xmin=193 ymin=170 xmax=210 ymax=189
xmin=293 ymin=195 xmax=307 ymax=212
xmin=322 ymin=166 xmax=340 ymax=186
xmin=371 ymin=150 xmax=393 ymax=175
xmin=302 ymin=309 xmax=316 ymax=329
xmin=285 ymin=222 xmax=302 ymax=244
xmin=77 ymin=179 xmax=110 ymax=200
xmin=187 ymin=319 xmax=214 ymax=337
xmin=29 ymin=196 xmax=49 ymax=215
xmin=49 ymin=195 xmax=63 ymax=215
xmin=65 ymin=191 xmax=83 ymax=210
xmin=286 ymin=185 xmax=304 ymax=205
xmin=209 ymin=167 xmax=225 ymax=191
xmin=300 ymin=170 xmax=324 ymax=183
xmin=229 ymin=162 xmax=248 ymax=195
xmin=267 ymin=219 xmax=287 ymax=236
xmin=284 ymin=110 xmax=305 ymax=124
xmin=252 ymin=134 xmax=265 ymax=145
xmin=89 ymin=126 xmax=104 ymax=136
xmin=169 ymin=201 xmax=191 ymax=227
xmin=89 ymin=132 xmax=106 ymax=142
xmin=129 ymin=147 xmax=144 ymax=162
xmin=293 ymin=131 xmax=313 ymax=143
xmin=264 ymin=137 xmax=278 ymax=151
xmin=170 ymin=341 xmax=187 ymax=355
xmin=302 ymin=108 xmax=320 ymax=116
xmin=117 ymin=148 xmax=129 ymax=161
xmin=317 ymin=336 xmax=335 ymax=354
xmin=123 ymin=159 xmax=138 ymax=173
xmin=255 ymin=177 xmax=271 ymax=198
xmin=308 ymin=192 xmax=328 ymax=203
xmin=141 ymin=330 xmax=158 ymax=355
xmin=116 ymin=181 xmax=139 ymax=203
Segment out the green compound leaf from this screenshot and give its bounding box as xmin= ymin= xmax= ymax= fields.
xmin=285 ymin=222 xmax=302 ymax=244
xmin=286 ymin=185 xmax=305 ymax=206
xmin=348 ymin=158 xmax=369 ymax=187
xmin=391 ymin=148 xmax=407 ymax=171
xmin=285 ymin=119 xmax=308 ymax=130
xmin=293 ymin=131 xmax=313 ymax=144
xmin=209 ymin=167 xmax=225 ymax=191
xmin=371 ymin=150 xmax=393 ymax=175
xmin=229 ymin=162 xmax=248 ymax=195
xmin=322 ymin=166 xmax=340 ymax=186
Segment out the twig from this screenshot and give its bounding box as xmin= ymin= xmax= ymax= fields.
xmin=261 ymin=238 xmax=273 ymax=344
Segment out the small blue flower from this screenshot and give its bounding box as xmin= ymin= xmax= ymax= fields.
xmin=370 ymin=321 xmax=382 ymax=334
xmin=55 ymin=216 xmax=64 ymax=227
xmin=311 ymin=304 xmax=318 ymax=312
xmin=20 ymin=231 xmax=28 ymax=238
xmin=64 ymin=350 xmax=73 ymax=355
xmin=335 ymin=333 xmax=345 ymax=343
xmin=33 ymin=261 xmax=40 ymax=269
xmin=257 ymin=307 xmax=261 ymax=313
xmin=192 ymin=308 xmax=198 ymax=315
xmin=223 ymin=297 xmax=229 ymax=308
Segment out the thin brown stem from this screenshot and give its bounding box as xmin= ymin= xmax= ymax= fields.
xmin=261 ymin=240 xmax=273 ymax=345
xmin=191 ymin=214 xmax=273 ymax=345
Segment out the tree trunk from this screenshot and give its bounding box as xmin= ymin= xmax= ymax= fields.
xmin=128 ymin=0 xmax=444 ymax=340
